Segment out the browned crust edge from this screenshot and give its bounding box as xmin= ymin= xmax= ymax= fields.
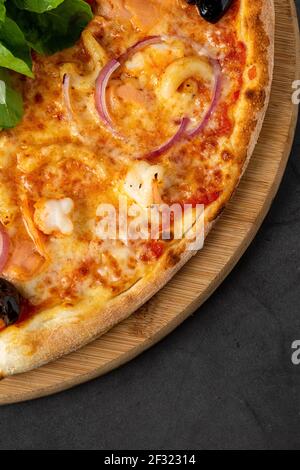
xmin=0 ymin=0 xmax=275 ymax=377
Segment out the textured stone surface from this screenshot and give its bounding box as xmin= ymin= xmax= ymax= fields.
xmin=0 ymin=2 xmax=299 ymax=451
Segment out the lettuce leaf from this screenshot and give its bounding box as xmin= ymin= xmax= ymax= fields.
xmin=0 ymin=69 xmax=23 ymax=129
xmin=0 ymin=16 xmax=33 ymax=77
xmin=0 ymin=1 xmax=6 ymax=23
xmin=13 ymin=1 xmax=65 ymax=13
xmin=0 ymin=0 xmax=93 ymax=128
xmin=7 ymin=0 xmax=93 ymax=55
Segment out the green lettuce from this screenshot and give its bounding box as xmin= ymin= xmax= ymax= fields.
xmin=0 ymin=16 xmax=32 ymax=77
xmin=8 ymin=0 xmax=94 ymax=55
xmin=0 ymin=1 xmax=6 ymax=23
xmin=0 ymin=0 xmax=93 ymax=128
xmin=0 ymin=69 xmax=23 ymax=129
xmin=12 ymin=1 xmax=65 ymax=13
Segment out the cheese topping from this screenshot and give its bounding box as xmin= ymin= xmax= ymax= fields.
xmin=34 ymin=198 xmax=74 ymax=236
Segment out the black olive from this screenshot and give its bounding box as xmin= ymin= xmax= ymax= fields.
xmin=187 ymin=0 xmax=233 ymax=24
xmin=0 ymin=278 xmax=22 ymax=326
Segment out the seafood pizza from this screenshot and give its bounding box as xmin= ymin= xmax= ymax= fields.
xmin=0 ymin=0 xmax=274 ymax=376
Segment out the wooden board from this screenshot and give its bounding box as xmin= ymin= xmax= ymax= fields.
xmin=0 ymin=0 xmax=299 ymax=405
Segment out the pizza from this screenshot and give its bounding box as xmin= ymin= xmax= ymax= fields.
xmin=0 ymin=0 xmax=274 ymax=377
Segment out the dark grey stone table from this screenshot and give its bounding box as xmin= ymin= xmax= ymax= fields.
xmin=0 ymin=3 xmax=299 ymax=451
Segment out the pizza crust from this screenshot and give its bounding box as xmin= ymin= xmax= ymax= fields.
xmin=0 ymin=0 xmax=275 ymax=377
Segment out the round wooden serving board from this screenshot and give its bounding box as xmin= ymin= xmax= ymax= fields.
xmin=0 ymin=0 xmax=299 ymax=405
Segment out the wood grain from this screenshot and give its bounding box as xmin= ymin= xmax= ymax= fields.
xmin=0 ymin=0 xmax=299 ymax=405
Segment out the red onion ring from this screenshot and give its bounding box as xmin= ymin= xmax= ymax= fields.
xmin=0 ymin=225 xmax=9 ymax=273
xmin=62 ymin=73 xmax=74 ymax=121
xmin=95 ymin=36 xmax=222 ymax=155
xmin=95 ymin=37 xmax=164 ymax=133
xmin=95 ymin=59 xmax=121 ymax=133
xmin=187 ymin=60 xmax=222 ymax=138
xmin=143 ymin=117 xmax=190 ymax=160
